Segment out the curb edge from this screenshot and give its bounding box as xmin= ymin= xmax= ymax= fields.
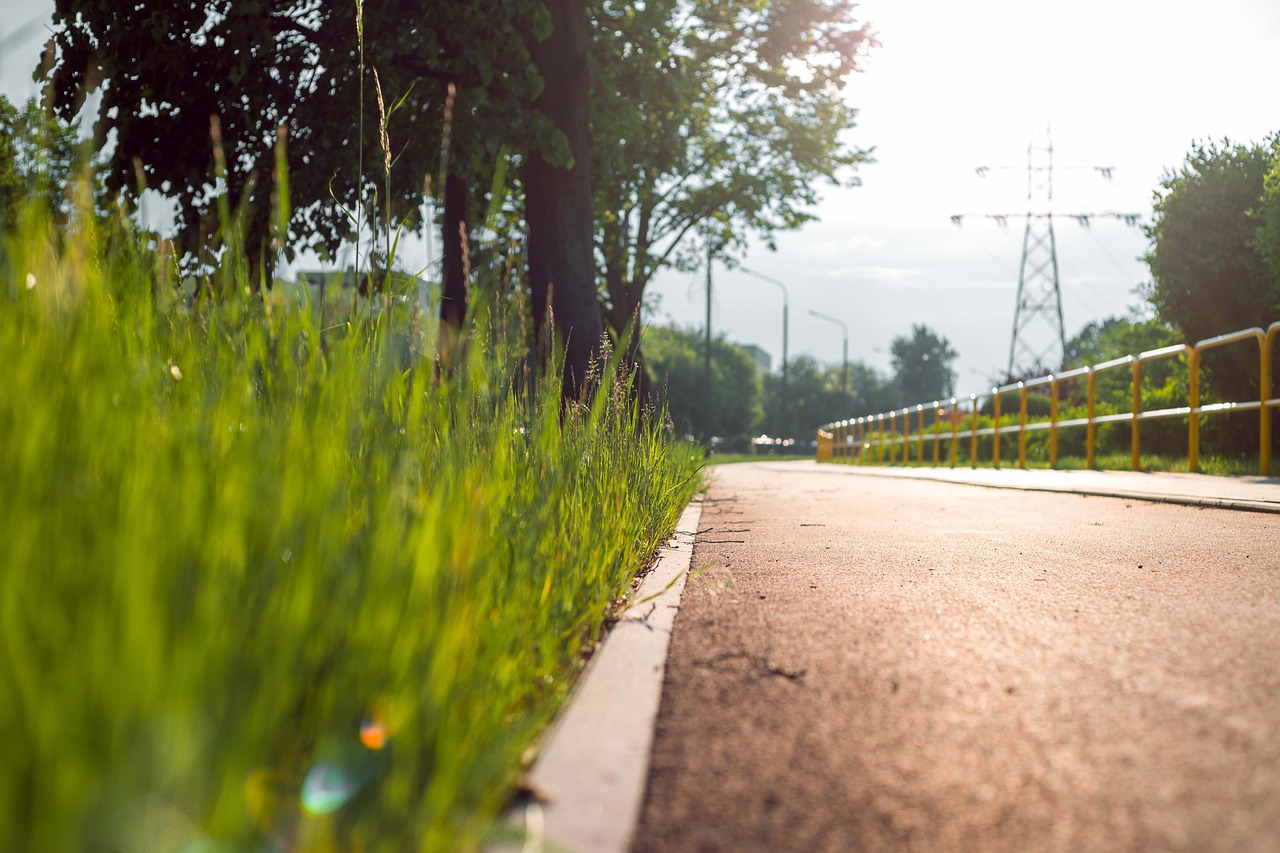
xmin=505 ymin=496 xmax=704 ymax=852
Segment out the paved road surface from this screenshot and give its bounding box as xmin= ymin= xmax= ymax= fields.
xmin=634 ymin=462 xmax=1280 ymax=852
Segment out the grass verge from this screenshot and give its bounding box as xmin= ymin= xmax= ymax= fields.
xmin=827 ymin=453 xmax=1258 ymax=476
xmin=0 ymin=202 xmax=702 ymax=851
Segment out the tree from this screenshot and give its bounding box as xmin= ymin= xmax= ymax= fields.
xmin=889 ymin=324 xmax=957 ymax=404
xmin=761 ymin=355 xmax=891 ymax=439
xmin=44 ymin=1 xmax=548 ymax=283
xmin=1254 ymin=142 xmax=1280 ymax=297
xmin=591 ymin=1 xmax=875 ymax=369
xmin=0 ymin=95 xmax=85 ymax=232
xmin=525 ymin=0 xmax=604 ymax=396
xmin=1144 ymin=137 xmax=1280 ymax=341
xmin=45 ymin=0 xmax=608 ymax=393
xmin=1144 ymin=137 xmax=1280 ymax=455
xmin=41 ymin=1 xmax=869 ymax=401
xmin=0 ymin=98 xmax=21 ymax=232
xmin=643 ymin=325 xmax=763 ymax=439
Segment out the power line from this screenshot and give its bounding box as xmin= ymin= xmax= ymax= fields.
xmin=951 ymin=131 xmax=1140 ymax=379
xmin=1082 ymin=220 xmax=1144 ymax=283
xmin=0 ymin=17 xmax=49 ymax=55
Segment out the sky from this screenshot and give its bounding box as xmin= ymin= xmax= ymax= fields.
xmin=4 ymin=0 xmax=1280 ymax=390
xmin=647 ymin=0 xmax=1280 ymax=387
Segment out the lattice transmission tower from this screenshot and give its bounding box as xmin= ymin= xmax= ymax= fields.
xmin=952 ymin=132 xmax=1140 ymax=380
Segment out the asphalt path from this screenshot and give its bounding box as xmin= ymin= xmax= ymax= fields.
xmin=634 ymin=462 xmax=1280 ymax=852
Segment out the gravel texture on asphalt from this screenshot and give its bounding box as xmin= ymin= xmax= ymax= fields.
xmin=633 ymin=462 xmax=1280 ymax=853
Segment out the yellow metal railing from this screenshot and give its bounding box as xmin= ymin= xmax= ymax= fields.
xmin=816 ymin=321 xmax=1280 ymax=475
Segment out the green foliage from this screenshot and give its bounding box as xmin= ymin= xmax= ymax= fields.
xmin=642 ymin=330 xmax=897 ymax=443
xmin=44 ymin=0 xmax=552 ymax=271
xmin=889 ymin=324 xmax=957 ymax=403
xmin=762 ymin=355 xmax=896 ymax=438
xmin=0 ymin=95 xmax=86 ymax=232
xmin=0 ymin=98 xmax=19 ymax=230
xmin=593 ymin=0 xmax=876 ymax=337
xmin=1256 ymin=142 xmax=1280 ymax=291
xmin=1143 ymin=136 xmax=1280 ymax=341
xmin=0 ymin=196 xmax=701 ymax=852
xmin=1142 ymin=137 xmax=1280 ymax=452
xmin=1062 ymin=316 xmax=1183 ymax=437
xmin=643 ymin=324 xmax=763 ymax=438
xmin=1064 ymin=315 xmax=1179 ymax=368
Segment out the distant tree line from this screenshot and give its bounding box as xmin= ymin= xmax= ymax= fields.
xmin=643 ymin=322 xmax=957 ymax=446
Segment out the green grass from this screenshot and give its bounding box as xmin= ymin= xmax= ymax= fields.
xmin=830 ymin=450 xmax=1260 ymax=476
xmin=0 ymin=200 xmax=702 ymax=851
xmin=705 ymin=453 xmax=766 ymax=466
xmin=1049 ymin=452 xmax=1257 ymax=476
xmin=706 ymin=452 xmax=819 ymax=466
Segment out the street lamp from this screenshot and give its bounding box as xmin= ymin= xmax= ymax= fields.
xmin=742 ymin=267 xmax=788 ymax=438
xmin=739 ymin=267 xmax=790 ymax=434
xmin=808 ymin=308 xmax=849 ymax=394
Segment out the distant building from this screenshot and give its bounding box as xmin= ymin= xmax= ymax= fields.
xmin=738 ymin=343 xmax=772 ymax=374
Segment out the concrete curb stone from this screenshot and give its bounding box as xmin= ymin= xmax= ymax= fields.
xmin=499 ymin=496 xmax=704 ymax=853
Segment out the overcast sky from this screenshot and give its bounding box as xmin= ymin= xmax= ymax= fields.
xmin=4 ymin=0 xmax=1280 ymax=391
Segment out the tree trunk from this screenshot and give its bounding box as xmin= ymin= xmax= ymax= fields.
xmin=524 ymin=0 xmax=603 ymax=401
xmin=440 ymin=170 xmax=470 ymax=329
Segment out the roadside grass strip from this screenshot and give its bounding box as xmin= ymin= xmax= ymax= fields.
xmin=0 ymin=205 xmax=703 ymax=851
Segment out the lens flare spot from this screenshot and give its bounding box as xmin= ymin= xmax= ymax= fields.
xmin=359 ymin=718 xmax=387 ymax=751
xmin=300 ymin=762 xmax=358 ymax=816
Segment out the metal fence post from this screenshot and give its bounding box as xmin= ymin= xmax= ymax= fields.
xmin=901 ymin=408 xmax=910 ymax=465
xmin=992 ymin=389 xmax=1001 ymax=469
xmin=1262 ymin=325 xmax=1275 ymax=476
xmin=1188 ymin=348 xmax=1200 ymax=473
xmin=970 ymin=395 xmax=979 ymax=468
xmin=950 ymin=398 xmax=960 ymax=468
xmin=917 ymin=405 xmax=925 ymax=464
xmin=932 ymin=404 xmax=942 ymax=467
xmin=1018 ymin=384 xmax=1028 ymax=469
xmin=1131 ymin=359 xmax=1142 ymax=471
xmin=1049 ymin=377 xmax=1059 ymax=468
xmin=1086 ymin=369 xmax=1097 ymax=469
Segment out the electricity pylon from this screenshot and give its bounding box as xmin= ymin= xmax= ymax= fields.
xmin=952 ymin=132 xmax=1140 ymax=379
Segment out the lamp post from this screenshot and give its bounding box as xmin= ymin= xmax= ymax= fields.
xmin=704 ymin=243 xmax=714 ymax=443
xmin=808 ymin=308 xmax=849 ymax=394
xmin=740 ymin=267 xmax=789 ymax=435
xmin=739 ymin=267 xmax=789 ymax=380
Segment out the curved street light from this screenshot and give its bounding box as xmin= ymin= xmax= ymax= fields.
xmin=740 ymin=267 xmax=791 ymax=436
xmin=808 ymin=308 xmax=849 ymax=394
xmin=738 ymin=267 xmax=789 ymax=382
